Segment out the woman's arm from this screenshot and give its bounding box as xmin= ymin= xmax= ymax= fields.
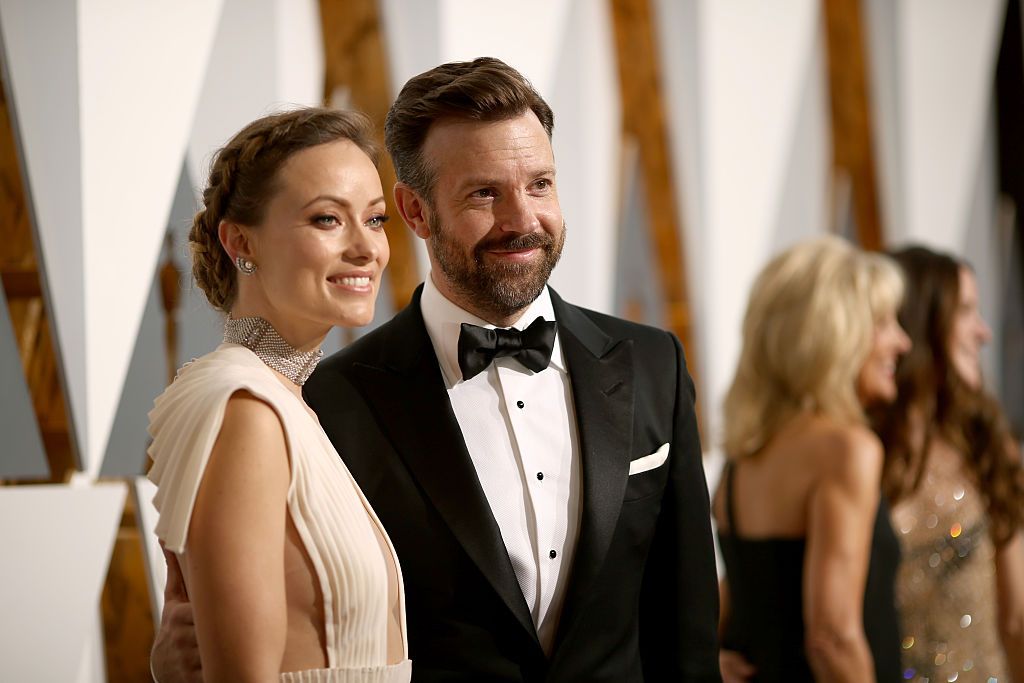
xmin=184 ymin=391 xmax=291 ymax=682
xmin=803 ymin=426 xmax=881 ymax=682
xmin=718 ymin=578 xmax=756 ymax=683
xmin=995 ymin=530 xmax=1024 ymax=680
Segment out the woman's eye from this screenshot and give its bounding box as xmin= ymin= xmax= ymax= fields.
xmin=365 ymin=214 xmax=390 ymax=230
xmin=314 ymin=214 xmax=340 ymax=227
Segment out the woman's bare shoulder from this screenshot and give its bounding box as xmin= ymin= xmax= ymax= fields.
xmin=799 ymin=417 xmax=883 ymax=488
xmin=217 ymin=390 xmax=288 ymax=458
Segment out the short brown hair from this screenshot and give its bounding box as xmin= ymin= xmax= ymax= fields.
xmin=189 ymin=107 xmax=378 ymax=312
xmin=384 ymin=57 xmax=554 ymax=199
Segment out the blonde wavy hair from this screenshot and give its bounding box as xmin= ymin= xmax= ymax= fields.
xmin=722 ymin=236 xmax=904 ymax=459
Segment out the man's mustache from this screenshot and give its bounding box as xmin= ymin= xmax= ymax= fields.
xmin=475 ymin=232 xmax=554 ymax=254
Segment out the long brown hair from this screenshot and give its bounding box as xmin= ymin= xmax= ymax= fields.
xmin=875 ymin=245 xmax=1024 ymax=545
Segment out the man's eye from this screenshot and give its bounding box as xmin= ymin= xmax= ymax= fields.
xmin=534 ymin=179 xmax=551 ymax=190
xmin=472 ymin=188 xmax=496 ymax=199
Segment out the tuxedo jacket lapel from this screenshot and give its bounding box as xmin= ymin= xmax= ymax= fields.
xmin=346 ymin=293 xmax=539 ymax=644
xmin=550 ymin=292 xmax=636 ymax=645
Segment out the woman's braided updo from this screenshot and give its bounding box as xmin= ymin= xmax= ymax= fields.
xmin=189 ymin=107 xmax=379 ymax=312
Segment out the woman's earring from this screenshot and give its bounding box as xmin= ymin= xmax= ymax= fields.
xmin=235 ymin=256 xmax=258 ymax=275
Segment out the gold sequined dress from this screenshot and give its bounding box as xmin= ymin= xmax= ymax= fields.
xmin=891 ymin=441 xmax=1008 ymax=682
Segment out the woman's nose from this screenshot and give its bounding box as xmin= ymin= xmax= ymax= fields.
xmin=343 ymin=226 xmax=380 ymax=263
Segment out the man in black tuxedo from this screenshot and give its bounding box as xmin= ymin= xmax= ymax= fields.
xmin=152 ymin=57 xmax=720 ymax=682
xmin=303 ymin=57 xmax=720 ymax=681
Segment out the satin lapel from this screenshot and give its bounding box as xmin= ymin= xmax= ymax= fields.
xmin=349 ymin=294 xmax=538 ymax=642
xmin=551 ymin=293 xmax=635 ymax=639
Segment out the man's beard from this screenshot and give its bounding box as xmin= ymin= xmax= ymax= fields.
xmin=428 ymin=218 xmax=565 ymax=320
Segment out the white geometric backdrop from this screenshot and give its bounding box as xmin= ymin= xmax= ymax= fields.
xmin=0 ymin=1 xmax=1017 ymax=680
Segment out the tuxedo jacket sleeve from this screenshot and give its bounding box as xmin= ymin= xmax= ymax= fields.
xmin=636 ymin=333 xmax=721 ymax=680
xmin=545 ymin=297 xmax=721 ymax=682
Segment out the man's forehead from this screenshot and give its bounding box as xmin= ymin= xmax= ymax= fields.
xmin=424 ymin=112 xmax=554 ymax=176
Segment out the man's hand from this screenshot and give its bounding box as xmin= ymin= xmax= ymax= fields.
xmin=719 ymin=649 xmax=755 ymax=683
xmin=150 ymin=549 xmax=202 ymax=683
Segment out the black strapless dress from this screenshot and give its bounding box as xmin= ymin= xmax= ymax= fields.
xmin=717 ymin=461 xmax=901 ymax=682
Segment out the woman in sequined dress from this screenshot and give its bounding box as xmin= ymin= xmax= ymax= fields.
xmin=873 ymin=246 xmax=1024 ymax=683
xmin=714 ymin=237 xmax=908 ymax=682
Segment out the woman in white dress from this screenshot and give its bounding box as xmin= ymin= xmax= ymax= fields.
xmin=147 ymin=108 xmax=410 ymax=682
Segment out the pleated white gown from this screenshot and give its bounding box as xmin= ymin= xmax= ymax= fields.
xmin=148 ymin=344 xmax=411 ymax=683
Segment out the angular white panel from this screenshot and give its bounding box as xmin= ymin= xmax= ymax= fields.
xmin=653 ymin=0 xmax=710 ymax=419
xmin=0 ymin=283 xmax=48 ymax=478
xmin=381 ymin=0 xmax=441 ymax=98
xmin=78 ymin=0 xmax=223 ymax=478
xmin=378 ymin=0 xmax=441 ymax=278
xmin=187 ymin=0 xmax=324 ymax=188
xmin=0 ymin=482 xmax=126 ymax=682
xmin=614 ymin=146 xmax=665 ymax=328
xmin=863 ymin=0 xmax=904 ymax=242
xmin=76 ymin=613 xmax=107 ymax=683
xmin=274 ymin=0 xmax=324 ymax=108
xmin=900 ymin=0 xmax=1006 ymax=248
xmin=438 ymin=0 xmax=573 ymax=95
xmin=959 ymin=104 xmax=1002 ymax=388
xmin=99 ymin=272 xmax=165 ymax=477
xmin=771 ymin=23 xmax=831 ymax=250
xmin=134 ymin=477 xmax=165 ymax=623
xmin=545 ymin=0 xmax=619 ymax=313
xmin=698 ymin=0 xmax=821 ymax=440
xmin=0 ymin=0 xmax=87 ymax=467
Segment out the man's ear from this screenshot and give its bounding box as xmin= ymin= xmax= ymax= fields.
xmin=394 ymin=182 xmax=432 ymax=241
xmin=218 ymin=220 xmax=256 ymax=263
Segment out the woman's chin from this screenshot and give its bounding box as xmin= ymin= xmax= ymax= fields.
xmin=333 ymin=309 xmax=375 ymax=330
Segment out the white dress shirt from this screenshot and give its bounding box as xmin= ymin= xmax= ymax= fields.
xmin=420 ymin=275 xmax=582 ymax=654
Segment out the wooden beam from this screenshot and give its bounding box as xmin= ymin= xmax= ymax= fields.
xmin=823 ymin=0 xmax=885 ymax=250
xmin=0 ymin=71 xmax=75 ymax=482
xmin=610 ymin=0 xmax=702 ymax=423
xmin=319 ymin=0 xmax=420 ymax=310
xmin=1 ymin=269 xmax=41 ymax=297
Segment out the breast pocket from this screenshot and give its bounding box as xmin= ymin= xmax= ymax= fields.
xmin=623 ymin=443 xmax=670 ymax=502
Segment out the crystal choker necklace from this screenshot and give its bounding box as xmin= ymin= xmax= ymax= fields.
xmin=223 ymin=316 xmax=323 ymax=386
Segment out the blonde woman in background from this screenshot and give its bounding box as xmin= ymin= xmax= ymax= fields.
xmin=714 ymin=237 xmax=907 ymax=682
xmin=873 ymin=245 xmax=1024 ymax=682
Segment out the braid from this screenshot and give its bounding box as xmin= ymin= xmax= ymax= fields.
xmin=189 ymin=144 xmax=243 ymax=312
xmin=186 ymin=107 xmax=378 ymax=313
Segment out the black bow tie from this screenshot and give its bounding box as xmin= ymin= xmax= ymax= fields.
xmin=457 ymin=317 xmax=558 ymax=381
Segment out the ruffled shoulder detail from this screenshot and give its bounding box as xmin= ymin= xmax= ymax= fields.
xmin=147 ymin=344 xmax=294 ymax=552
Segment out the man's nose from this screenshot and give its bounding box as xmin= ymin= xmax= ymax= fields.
xmin=496 ymin=191 xmax=540 ymax=233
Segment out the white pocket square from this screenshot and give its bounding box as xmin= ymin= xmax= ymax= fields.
xmin=629 ymin=443 xmax=670 ymax=475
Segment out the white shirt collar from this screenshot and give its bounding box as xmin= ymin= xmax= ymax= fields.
xmin=420 ymin=273 xmax=565 ymax=387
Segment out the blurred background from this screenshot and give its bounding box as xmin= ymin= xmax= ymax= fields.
xmin=0 ymin=0 xmax=1021 ymax=680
